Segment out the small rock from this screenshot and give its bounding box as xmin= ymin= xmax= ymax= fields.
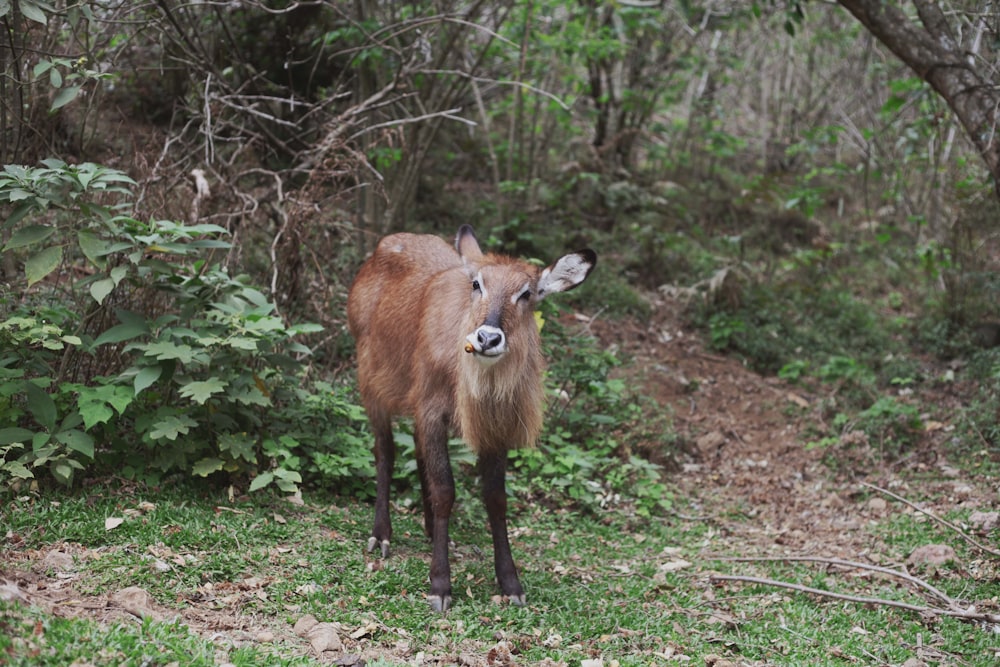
xmin=112 ymin=586 xmax=162 ymax=620
xmin=255 ymin=630 xmax=274 ymax=643
xmin=867 ymin=497 xmax=887 ymax=513
xmin=901 ymin=658 xmax=928 ymax=667
xmin=40 ymin=549 xmax=75 ymax=572
xmin=293 ymin=614 xmax=320 ymax=637
xmin=696 ymin=431 xmax=726 ymax=459
xmin=968 ymin=511 xmax=999 ymax=533
xmin=0 ymin=579 xmax=27 ymax=603
xmin=906 ymin=544 xmax=959 ymax=569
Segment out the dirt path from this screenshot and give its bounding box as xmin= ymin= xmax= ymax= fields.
xmin=592 ymin=294 xmax=995 ymax=565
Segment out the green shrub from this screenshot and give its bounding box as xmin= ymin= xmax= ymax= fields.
xmin=0 ymin=160 xmax=333 ymax=491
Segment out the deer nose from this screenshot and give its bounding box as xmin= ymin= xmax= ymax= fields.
xmin=477 ymin=328 xmax=504 ymax=352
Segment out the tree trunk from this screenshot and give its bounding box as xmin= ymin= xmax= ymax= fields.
xmin=837 ymin=0 xmax=1000 ymax=195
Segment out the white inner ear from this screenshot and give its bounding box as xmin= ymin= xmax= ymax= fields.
xmin=538 ymin=253 xmax=593 ymax=297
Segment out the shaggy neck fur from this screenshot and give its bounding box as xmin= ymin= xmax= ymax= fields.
xmin=456 ymin=337 xmax=544 ymax=454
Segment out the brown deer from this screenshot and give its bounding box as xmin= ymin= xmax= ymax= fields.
xmin=347 ymin=225 xmax=596 ymax=611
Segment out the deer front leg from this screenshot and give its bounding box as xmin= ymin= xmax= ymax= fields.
xmin=416 ymin=414 xmax=455 ymax=612
xmin=480 ymin=450 xmax=525 ymax=605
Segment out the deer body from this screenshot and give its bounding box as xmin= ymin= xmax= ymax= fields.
xmin=347 ymin=225 xmax=595 ymax=610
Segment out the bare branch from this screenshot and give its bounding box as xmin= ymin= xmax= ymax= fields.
xmin=714 ymin=555 xmax=957 ymax=609
xmin=861 ymin=482 xmax=1000 ymax=557
xmin=709 ymin=574 xmax=1000 ymax=624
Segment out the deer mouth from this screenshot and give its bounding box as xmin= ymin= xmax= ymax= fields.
xmin=465 ymin=328 xmax=505 ymax=364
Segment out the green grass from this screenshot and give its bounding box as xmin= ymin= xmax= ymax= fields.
xmin=2 ymin=481 xmax=997 ymax=666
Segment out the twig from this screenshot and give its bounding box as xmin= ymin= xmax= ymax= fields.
xmin=714 ymin=555 xmax=956 ymax=609
xmin=861 ymin=482 xmax=1000 ymax=558
xmin=709 ymin=574 xmax=1000 ymax=624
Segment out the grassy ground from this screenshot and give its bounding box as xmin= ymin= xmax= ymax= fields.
xmin=2 ymin=473 xmax=997 ymax=666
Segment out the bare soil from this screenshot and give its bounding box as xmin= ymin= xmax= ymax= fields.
xmin=3 ymin=293 xmax=998 ymax=664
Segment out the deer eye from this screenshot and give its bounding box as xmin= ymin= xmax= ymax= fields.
xmin=517 ymin=289 xmax=532 ymax=302
xmin=472 ymin=279 xmax=481 ymax=292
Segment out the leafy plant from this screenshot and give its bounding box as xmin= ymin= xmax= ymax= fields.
xmin=0 ymin=160 xmax=333 ymax=490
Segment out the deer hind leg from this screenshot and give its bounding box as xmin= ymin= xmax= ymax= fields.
xmin=415 ymin=412 xmax=455 ymax=612
xmin=367 ymin=406 xmax=394 ymax=558
xmin=480 ymin=450 xmax=525 ymax=605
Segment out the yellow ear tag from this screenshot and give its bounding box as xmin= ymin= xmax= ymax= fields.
xmin=534 ymin=310 xmax=545 ymax=332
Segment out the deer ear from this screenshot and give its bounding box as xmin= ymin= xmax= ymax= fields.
xmin=537 ymin=249 xmax=596 ymax=299
xmin=455 ymin=225 xmax=484 ymax=262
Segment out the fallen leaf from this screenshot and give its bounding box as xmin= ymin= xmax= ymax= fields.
xmin=787 ymin=392 xmax=809 ymax=408
xmin=273 ymin=512 xmax=287 ymax=524
xmin=307 ymin=622 xmax=343 ymax=653
xmin=105 ymin=517 xmax=124 ymax=531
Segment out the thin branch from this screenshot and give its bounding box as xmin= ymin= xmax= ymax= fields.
xmin=345 ymin=107 xmax=475 ymax=142
xmin=419 ymin=69 xmax=572 ymax=111
xmin=714 ymin=555 xmax=957 ymax=609
xmin=861 ymin=482 xmax=1000 ymax=557
xmin=709 ymin=574 xmax=1000 ymax=624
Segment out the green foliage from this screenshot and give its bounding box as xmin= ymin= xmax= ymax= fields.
xmin=509 ymin=312 xmax=674 ymax=517
xmin=0 ymin=160 xmax=331 ymax=491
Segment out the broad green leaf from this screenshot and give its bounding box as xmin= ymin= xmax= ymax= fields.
xmin=93 ymin=310 xmax=150 ymax=346
xmin=110 ymin=265 xmax=128 ymax=285
xmin=3 ymin=224 xmax=55 ymax=250
xmin=249 ymin=471 xmax=274 ymax=492
xmin=178 ymin=377 xmax=226 ymax=404
xmin=76 ymin=383 xmax=132 ymax=429
xmin=142 ymin=341 xmax=196 ymax=363
xmin=51 ymin=85 xmax=81 ymax=110
xmin=60 ymin=335 xmax=82 ymax=346
xmin=226 ymin=337 xmax=258 ymax=351
xmin=49 ymin=66 xmax=62 ymax=88
xmin=25 ymin=245 xmax=63 ymax=286
xmin=33 ymin=59 xmax=53 ymax=79
xmin=6 ymin=202 xmax=34 ymax=226
xmin=134 ymin=365 xmax=162 ymax=395
xmin=148 ymin=414 xmax=197 ymax=441
xmin=25 ymin=382 xmax=56 ymax=430
xmin=6 ymin=188 xmax=34 ymax=202
xmin=219 ymin=433 xmax=256 ymax=463
xmin=78 ymin=399 xmax=113 ymax=430
xmin=192 ymin=457 xmax=224 ymax=477
xmin=2 ymin=461 xmax=33 ymax=479
xmin=77 ymin=230 xmax=109 ymax=267
xmin=56 ymin=429 xmax=94 ymax=458
xmin=19 ymin=0 xmax=47 ymax=24
xmin=32 ymin=432 xmax=51 ymax=454
xmin=0 ymin=427 xmax=34 ymax=445
xmin=89 ymin=277 xmax=115 ymax=304
xmin=51 ymin=459 xmax=74 ymax=485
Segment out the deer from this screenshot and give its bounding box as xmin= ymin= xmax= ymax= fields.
xmin=347 ymin=225 xmax=596 ymax=611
